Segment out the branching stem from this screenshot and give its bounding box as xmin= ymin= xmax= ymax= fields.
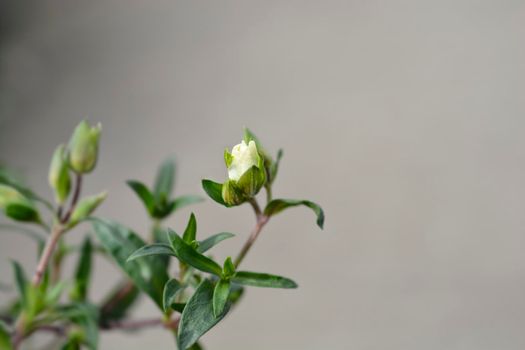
xmin=234 ymin=198 xmax=270 ymax=268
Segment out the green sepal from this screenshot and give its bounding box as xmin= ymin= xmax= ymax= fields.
xmin=221 ymin=180 xmax=246 ymax=207
xmin=201 ymin=179 xmax=227 ymax=206
xmin=224 ymin=149 xmax=233 ymax=168
xmin=264 ymin=198 xmax=325 ymax=229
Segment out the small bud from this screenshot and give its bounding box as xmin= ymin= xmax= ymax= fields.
xmin=68 ymin=191 xmax=107 ymax=227
xmin=0 ymin=184 xmax=40 ymax=223
xmin=222 ymin=140 xmax=266 ymax=206
xmin=48 ymin=144 xmax=71 ymax=204
xmin=68 ymin=120 xmax=101 ymax=174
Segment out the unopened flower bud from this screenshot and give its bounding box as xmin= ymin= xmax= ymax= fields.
xmin=68 ymin=120 xmax=101 ymax=174
xmin=48 ymin=144 xmax=71 ymax=204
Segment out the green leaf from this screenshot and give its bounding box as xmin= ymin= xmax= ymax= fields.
xmin=91 ymin=218 xmax=169 ymax=309
xmin=70 ymin=237 xmax=93 ymax=302
xmin=183 ymin=213 xmax=197 ymax=243
xmin=46 ymin=282 xmax=66 ymax=306
xmin=212 ymin=279 xmax=230 ymax=317
xmin=5 ymin=203 xmax=40 ymax=223
xmin=167 ymin=230 xmax=222 ymax=276
xmin=268 ymin=148 xmax=283 ymax=183
xmin=99 ymin=281 xmax=140 ymax=324
xmin=0 ymin=320 xmax=13 ymax=350
xmin=197 ymin=232 xmax=235 ymax=253
xmin=127 ymin=243 xmax=176 ymax=262
xmin=127 ymin=180 xmax=154 ymax=215
xmin=11 ymin=261 xmax=28 ymax=309
xmin=0 ymin=167 xmax=53 ymax=210
xmin=231 ymin=271 xmax=298 ymax=289
xmin=171 ymin=302 xmax=186 ymax=313
xmin=163 ymin=278 xmax=184 ymax=313
xmin=264 ymin=199 xmax=325 ymax=229
xmin=187 ymin=342 xmax=204 ymax=350
xmin=178 ymin=279 xmax=229 ymax=349
xmin=154 ymin=158 xmax=175 ymax=201
xmin=201 ymin=180 xmax=227 ymax=206
xmin=58 ymin=303 xmax=99 ymax=350
xmin=170 ymin=195 xmax=204 ymax=213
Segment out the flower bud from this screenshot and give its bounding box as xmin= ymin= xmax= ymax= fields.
xmin=222 ymin=140 xmax=266 ymax=205
xmin=68 ymin=120 xmax=101 ymax=174
xmin=0 ymin=184 xmax=40 ymax=223
xmin=48 ymin=144 xmax=71 ymax=204
xmin=68 ymin=191 xmax=107 ymax=227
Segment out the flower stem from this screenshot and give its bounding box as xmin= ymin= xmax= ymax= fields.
xmin=234 ymin=198 xmax=269 ymax=268
xmin=31 ymin=224 xmax=65 ymax=285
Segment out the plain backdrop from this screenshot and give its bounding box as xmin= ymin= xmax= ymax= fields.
xmin=1 ymin=1 xmax=525 ymax=349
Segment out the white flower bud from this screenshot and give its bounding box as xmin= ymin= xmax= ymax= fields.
xmin=227 ymin=140 xmax=260 ymax=181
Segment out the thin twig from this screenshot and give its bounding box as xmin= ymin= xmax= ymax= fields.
xmin=31 ymin=225 xmax=64 ymax=286
xmin=234 ymin=200 xmax=270 ymax=268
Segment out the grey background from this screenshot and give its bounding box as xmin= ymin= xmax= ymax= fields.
xmin=1 ymin=0 xmax=525 ymax=349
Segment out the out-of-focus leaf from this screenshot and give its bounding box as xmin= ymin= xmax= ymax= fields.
xmin=167 ymin=230 xmax=222 ymax=276
xmin=70 ymin=237 xmax=92 ymax=302
xmin=201 ymin=180 xmax=226 ymax=206
xmin=99 ymin=281 xmax=140 ymax=324
xmin=264 ymin=199 xmax=324 ymax=229
xmin=231 ymin=271 xmax=297 ymax=289
xmin=169 ymin=195 xmax=204 ymax=213
xmin=5 ymin=203 xmax=40 ymax=223
xmin=0 ymin=320 xmax=12 ymax=350
xmin=0 ymin=224 xmax=45 ymax=245
xmin=11 ymin=261 xmax=28 ymax=309
xmin=127 ymin=243 xmax=175 ymax=262
xmin=126 ymin=180 xmax=154 ymax=215
xmin=178 ymin=279 xmax=229 ymax=349
xmin=154 ymin=158 xmax=175 ymax=201
xmin=162 ymin=278 xmax=184 ymax=313
xmin=212 ymin=279 xmax=230 ymax=317
xmin=91 ymin=218 xmax=169 ymax=309
xmin=183 ymin=213 xmax=197 ymax=243
xmin=0 ymin=167 xmax=52 ymax=210
xmin=197 ymin=232 xmax=235 ymax=254
xmin=58 ymin=303 xmax=99 ymax=350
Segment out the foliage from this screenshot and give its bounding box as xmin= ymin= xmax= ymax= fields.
xmin=0 ymin=123 xmax=324 ymax=349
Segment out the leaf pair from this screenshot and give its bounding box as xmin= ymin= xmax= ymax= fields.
xmin=127 ymin=158 xmax=203 ymax=219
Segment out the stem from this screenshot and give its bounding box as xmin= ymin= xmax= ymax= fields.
xmin=31 ymin=224 xmax=65 ymax=285
xmin=60 ymin=173 xmax=82 ymax=223
xmin=234 ymin=206 xmax=269 ymax=268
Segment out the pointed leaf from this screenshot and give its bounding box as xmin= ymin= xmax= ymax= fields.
xmin=201 ymin=180 xmax=227 ymax=206
xmin=169 ymin=195 xmax=204 ymax=213
xmin=11 ymin=261 xmax=28 ymax=309
xmin=163 ymin=278 xmax=184 ymax=313
xmin=91 ymin=218 xmax=169 ymax=309
xmin=168 ymin=230 xmax=222 ymax=276
xmin=178 ymin=279 xmax=229 ymax=349
xmin=127 ymin=180 xmax=154 ymax=215
xmin=127 ymin=243 xmax=176 ymax=262
xmin=154 ymin=158 xmax=175 ymax=200
xmin=264 ymin=199 xmax=325 ymax=229
xmin=0 ymin=320 xmax=12 ymax=350
xmin=70 ymin=237 xmax=92 ymax=302
xmin=183 ymin=213 xmax=197 ymax=243
xmin=222 ymin=257 xmax=235 ymax=278
xmin=231 ymin=271 xmax=298 ymax=289
xmin=213 ymin=279 xmax=230 ymax=317
xmin=197 ymin=232 xmax=235 ymax=253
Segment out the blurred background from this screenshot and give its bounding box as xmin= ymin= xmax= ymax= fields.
xmin=1 ymin=0 xmax=525 ymax=349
